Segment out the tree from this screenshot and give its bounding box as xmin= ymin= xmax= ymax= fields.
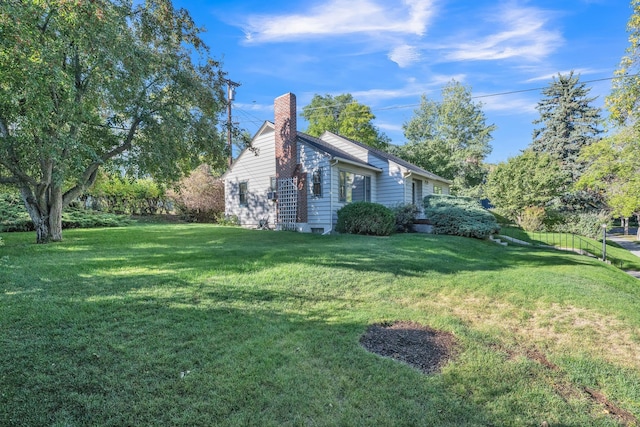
xmin=396 ymin=81 xmax=495 ymax=193
xmin=485 ymin=150 xmax=565 ymax=222
xmin=301 ymin=94 xmax=391 ymax=150
xmin=607 ymin=0 xmax=640 ymax=126
xmin=531 ymin=71 xmax=602 ymax=182
xmin=0 ymin=0 xmax=227 ymax=243
xmin=577 ymin=127 xmax=640 ymax=239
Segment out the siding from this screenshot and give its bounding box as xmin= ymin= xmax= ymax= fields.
xmin=224 ymin=127 xmax=277 ymax=228
xmin=320 ymin=133 xmax=369 ymax=161
xmin=299 ymin=142 xmax=331 ymax=232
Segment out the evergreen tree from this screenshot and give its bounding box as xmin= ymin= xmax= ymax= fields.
xmin=301 ymin=94 xmax=390 ymax=150
xmin=531 ymin=71 xmax=602 ymax=183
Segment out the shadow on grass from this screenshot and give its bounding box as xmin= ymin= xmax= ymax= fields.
xmin=0 ymin=225 xmax=623 ymax=426
xmin=0 ymin=292 xmax=499 ymax=427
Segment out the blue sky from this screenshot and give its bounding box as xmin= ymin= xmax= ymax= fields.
xmin=174 ymin=0 xmax=632 ymax=163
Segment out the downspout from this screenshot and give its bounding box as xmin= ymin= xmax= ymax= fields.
xmin=323 ymin=157 xmax=340 ymax=235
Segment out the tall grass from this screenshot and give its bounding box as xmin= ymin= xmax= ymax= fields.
xmin=1 ymin=225 xmax=640 ymax=426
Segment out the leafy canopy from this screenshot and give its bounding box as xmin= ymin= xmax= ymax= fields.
xmin=301 ymin=94 xmax=391 ymax=150
xmin=396 ymin=80 xmax=494 ymax=193
xmin=577 ymin=127 xmax=640 ymax=220
xmin=485 ymin=150 xmax=565 ymax=221
xmin=0 ymin=0 xmax=227 ymax=242
xmin=607 ymin=0 xmax=640 ymax=126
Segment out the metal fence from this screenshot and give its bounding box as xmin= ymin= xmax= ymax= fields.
xmin=498 ymin=225 xmax=624 ymax=269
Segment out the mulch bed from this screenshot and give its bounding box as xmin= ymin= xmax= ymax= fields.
xmin=359 ymin=321 xmax=458 ymax=374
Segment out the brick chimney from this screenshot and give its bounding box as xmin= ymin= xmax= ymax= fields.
xmin=274 ymin=93 xmax=307 ymax=223
xmin=275 ymin=93 xmax=297 ymax=181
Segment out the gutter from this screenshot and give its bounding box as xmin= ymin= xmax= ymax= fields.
xmin=331 ymin=156 xmax=383 ymax=173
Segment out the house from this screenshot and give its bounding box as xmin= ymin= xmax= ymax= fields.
xmin=223 ymin=93 xmax=451 ymax=233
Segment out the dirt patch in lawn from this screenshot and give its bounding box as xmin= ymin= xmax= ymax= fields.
xmin=360 ymin=321 xmax=458 ymax=374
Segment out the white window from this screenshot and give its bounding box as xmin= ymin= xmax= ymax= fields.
xmin=312 ymin=168 xmax=322 ymax=197
xmin=239 ymin=181 xmax=248 ymax=206
xmin=339 ymin=170 xmax=371 ymax=202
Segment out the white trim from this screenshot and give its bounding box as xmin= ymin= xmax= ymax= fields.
xmin=332 ymin=156 xmax=383 ymax=173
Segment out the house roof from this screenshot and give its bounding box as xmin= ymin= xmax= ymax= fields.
xmin=325 ymin=132 xmax=452 ymax=184
xmin=296 ymin=132 xmax=382 ymax=172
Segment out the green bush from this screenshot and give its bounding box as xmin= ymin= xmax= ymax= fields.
xmin=0 ymin=193 xmax=132 ymax=232
xmin=0 ymin=193 xmax=32 ymax=232
xmin=336 ymin=202 xmax=395 ymax=236
xmin=550 ymin=211 xmax=609 ymax=240
xmin=519 ymin=206 xmax=546 ymax=232
xmin=87 ymin=173 xmax=168 ymax=215
xmin=424 ymin=194 xmax=500 ymax=239
xmin=392 ymin=203 xmax=420 ymax=233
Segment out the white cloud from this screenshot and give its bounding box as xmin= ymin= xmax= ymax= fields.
xmin=376 ymin=122 xmax=404 ymax=132
xmin=524 ymin=68 xmax=602 ymax=83
xmin=478 ymin=94 xmax=538 ymax=115
xmin=242 ymin=0 xmax=435 ymax=43
xmin=388 ymin=45 xmax=422 ymax=68
xmin=350 ymin=74 xmax=467 ymax=102
xmin=443 ymin=5 xmax=563 ymax=62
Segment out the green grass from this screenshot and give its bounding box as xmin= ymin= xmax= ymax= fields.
xmin=500 ymin=226 xmax=640 ymax=271
xmin=2 ymin=225 xmax=640 ymax=426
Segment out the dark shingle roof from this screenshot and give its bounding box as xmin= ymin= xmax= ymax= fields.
xmin=325 ymin=133 xmax=452 ymax=183
xmin=296 ymin=132 xmax=380 ymax=170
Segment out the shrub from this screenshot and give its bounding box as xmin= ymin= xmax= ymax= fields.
xmin=551 ymin=211 xmax=610 ymax=240
xmin=215 ymin=213 xmax=239 ymax=227
xmin=424 ymin=194 xmax=500 ymax=239
xmin=0 ymin=193 xmax=132 ymax=232
xmin=392 ymin=203 xmax=420 ymax=233
xmin=518 ymin=206 xmax=546 ymax=231
xmin=336 ymin=202 xmax=395 ymax=236
xmin=166 ymin=164 xmax=225 ymax=223
xmin=0 ymin=193 xmax=32 ymax=232
xmin=87 ymin=173 xmax=168 ymax=215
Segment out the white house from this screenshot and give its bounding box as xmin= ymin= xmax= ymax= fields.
xmin=223 ymin=93 xmax=451 ymax=233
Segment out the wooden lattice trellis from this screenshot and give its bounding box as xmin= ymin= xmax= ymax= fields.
xmin=277 ymin=178 xmax=298 ymax=231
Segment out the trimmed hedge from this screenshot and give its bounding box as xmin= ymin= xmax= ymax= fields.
xmin=336 ymin=202 xmax=395 ymax=236
xmin=424 ymin=194 xmax=500 ymax=239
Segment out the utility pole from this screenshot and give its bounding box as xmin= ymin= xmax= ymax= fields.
xmin=225 ymin=78 xmax=240 ymax=167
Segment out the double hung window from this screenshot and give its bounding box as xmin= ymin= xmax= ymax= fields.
xmin=339 ymin=171 xmax=371 ymax=202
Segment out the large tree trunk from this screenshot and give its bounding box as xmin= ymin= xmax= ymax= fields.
xmin=49 ymin=184 xmax=63 ymax=242
xmin=623 ymin=216 xmax=629 ymax=236
xmin=636 ymin=214 xmax=640 ymax=241
xmin=20 ymin=185 xmax=64 ymax=244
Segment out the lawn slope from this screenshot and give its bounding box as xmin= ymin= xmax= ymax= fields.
xmin=1 ymin=225 xmax=639 ymax=426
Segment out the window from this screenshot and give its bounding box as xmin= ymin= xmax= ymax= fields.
xmin=239 ymin=181 xmax=248 ymax=206
xmin=433 ymin=185 xmax=443 ymax=195
xmin=312 ymin=168 xmax=322 ymax=197
xmin=339 ymin=170 xmax=371 ymax=203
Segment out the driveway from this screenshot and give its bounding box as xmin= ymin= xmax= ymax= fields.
xmin=607 ymin=230 xmax=640 ymax=278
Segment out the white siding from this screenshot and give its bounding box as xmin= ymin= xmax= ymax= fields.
xmin=224 ymin=127 xmax=277 ymax=229
xmin=320 ymin=132 xmax=369 ymax=161
xmin=299 ymin=143 xmax=331 ymax=232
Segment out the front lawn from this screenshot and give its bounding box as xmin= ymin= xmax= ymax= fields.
xmin=1 ymin=225 xmax=639 ymax=426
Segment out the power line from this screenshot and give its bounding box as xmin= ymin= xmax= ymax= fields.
xmin=240 ymin=73 xmax=640 ymax=125
xmin=299 ymin=73 xmax=640 ymax=115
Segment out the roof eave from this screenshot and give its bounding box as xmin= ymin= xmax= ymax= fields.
xmin=331 ymin=156 xmax=383 ymax=173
